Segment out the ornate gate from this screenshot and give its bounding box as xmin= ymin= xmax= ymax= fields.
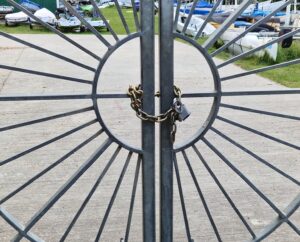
xmin=0 ymin=0 xmax=299 ymax=241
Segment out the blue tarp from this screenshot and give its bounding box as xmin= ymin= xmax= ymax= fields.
xmin=195 ymin=0 xmax=213 ymax=8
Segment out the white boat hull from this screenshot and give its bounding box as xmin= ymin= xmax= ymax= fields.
xmin=176 ymin=14 xmax=216 ymax=37
xmin=0 ymin=6 xmax=14 ymax=14
xmin=85 ymin=18 xmax=107 ymax=28
xmin=221 ymin=29 xmax=278 ymax=61
xmin=5 ymin=12 xmax=29 ymax=24
xmin=57 ymin=16 xmax=81 ymax=28
xmin=30 ymin=8 xmax=56 ymax=25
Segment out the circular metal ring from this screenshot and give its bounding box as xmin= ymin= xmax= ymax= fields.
xmin=173 ymin=33 xmax=222 ymax=152
xmin=92 ymin=33 xmax=142 ymax=154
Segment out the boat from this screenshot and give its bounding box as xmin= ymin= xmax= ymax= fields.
xmin=234 ymin=20 xmax=252 ymax=28
xmin=118 ymin=0 xmax=139 ymax=8
xmin=0 ymin=6 xmax=14 ymax=14
xmin=84 ymin=17 xmax=109 ymax=30
xmin=0 ymin=5 xmax=14 ymax=19
xmin=80 ymin=4 xmax=94 ymax=15
xmin=30 ymin=8 xmax=56 ymax=27
xmin=78 ymin=3 xmax=110 ymax=32
xmin=180 ymin=0 xmax=223 ymax=16
xmin=221 ymin=29 xmax=278 ymax=61
xmin=176 ymin=13 xmax=216 ymax=37
xmin=199 ymin=11 xmax=232 ymax=24
xmin=20 ymin=0 xmax=41 ymax=13
xmin=5 ymin=11 xmax=29 ymax=25
xmin=56 ymin=13 xmax=81 ymax=32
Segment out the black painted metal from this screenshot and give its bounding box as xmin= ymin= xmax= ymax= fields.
xmin=159 ymin=1 xmax=174 ymax=241
xmin=140 ymin=1 xmax=156 ymax=241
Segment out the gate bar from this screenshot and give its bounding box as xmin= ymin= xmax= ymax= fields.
xmin=140 ymin=1 xmax=156 ymax=241
xmin=159 ymin=0 xmax=174 ymax=241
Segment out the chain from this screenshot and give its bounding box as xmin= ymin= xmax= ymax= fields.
xmin=127 ymin=84 xmax=181 ymax=142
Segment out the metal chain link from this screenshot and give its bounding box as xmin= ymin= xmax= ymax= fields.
xmin=127 ymin=84 xmax=182 ymax=143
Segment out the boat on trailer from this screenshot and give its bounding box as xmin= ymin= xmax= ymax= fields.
xmin=56 ymin=15 xmax=81 ymax=31
xmin=118 ymin=0 xmax=139 ymax=8
xmin=5 ymin=11 xmax=29 ymax=25
xmin=20 ymin=0 xmax=41 ymax=13
xmin=176 ymin=13 xmax=216 ymax=37
xmin=29 ymin=8 xmax=56 ymax=28
xmin=221 ymin=29 xmax=279 ymax=61
xmin=0 ymin=5 xmax=14 ymax=19
xmin=0 ymin=6 xmax=14 ymax=14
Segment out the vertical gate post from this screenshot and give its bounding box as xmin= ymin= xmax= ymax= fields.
xmin=140 ymin=1 xmax=156 ymax=242
xmin=159 ymin=0 xmax=174 ymax=241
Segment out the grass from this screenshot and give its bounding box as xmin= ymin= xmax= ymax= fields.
xmin=0 ymin=6 xmax=299 ymax=87
xmin=0 ymin=6 xmax=159 ymax=34
xmin=0 ymin=22 xmax=52 ymax=33
xmin=225 ymin=41 xmax=300 ymax=88
xmin=194 ymin=37 xmax=300 ymax=88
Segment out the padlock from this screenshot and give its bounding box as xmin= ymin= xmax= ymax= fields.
xmin=177 ymin=103 xmax=191 ymax=121
xmin=173 ymin=98 xmax=191 ymax=122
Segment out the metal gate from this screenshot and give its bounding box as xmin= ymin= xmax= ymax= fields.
xmin=0 ymin=0 xmax=299 ymax=241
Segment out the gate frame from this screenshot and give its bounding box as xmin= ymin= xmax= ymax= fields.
xmin=141 ymin=1 xmax=156 ymax=242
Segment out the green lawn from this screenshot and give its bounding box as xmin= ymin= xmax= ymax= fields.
xmin=222 ymin=41 xmax=300 ymax=88
xmin=0 ymin=6 xmax=299 ymax=87
xmin=100 ymin=6 xmax=159 ymax=34
xmin=0 ymin=23 xmax=52 ymax=33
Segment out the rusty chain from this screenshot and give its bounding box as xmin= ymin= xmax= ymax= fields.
xmin=127 ymin=84 xmax=182 ymax=143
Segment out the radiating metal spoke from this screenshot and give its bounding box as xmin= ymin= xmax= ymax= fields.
xmin=0 ymin=207 xmax=42 ymax=242
xmin=0 ymin=93 xmax=133 ymax=101
xmin=113 ymin=0 xmax=130 ymax=35
xmin=12 ymin=138 xmax=113 ymax=241
xmin=62 ymin=0 xmax=111 ymax=47
xmin=130 ymin=0 xmax=140 ymax=31
xmin=181 ymin=91 xmax=218 ymax=98
xmin=95 ymin=93 xmax=129 ymax=99
xmin=90 ymin=0 xmax=119 ymax=41
xmin=6 ymin=0 xmax=101 ymax=61
xmin=211 ymin=0 xmax=292 ymax=57
xmin=192 ymin=145 xmax=256 ymax=239
xmin=203 ymin=0 xmax=253 ymax=50
xmin=220 ymin=103 xmax=300 ymax=121
xmin=221 ymin=59 xmax=300 ymax=81
xmin=182 ymin=89 xmax=300 ymax=98
xmin=0 ymin=32 xmax=96 ymax=72
xmin=211 ymin=128 xmax=300 ymax=186
xmin=253 ymin=194 xmax=300 ymax=241
xmin=173 ymin=0 xmax=182 ymax=32
xmin=221 ymin=90 xmax=300 ymax=97
xmin=60 ymin=145 xmax=122 ymax=242
xmin=0 ymin=94 xmax=92 ymax=101
xmin=0 ymin=119 xmax=97 ymax=166
xmin=0 ymin=130 xmax=103 ymax=205
xmin=181 ymin=0 xmax=199 ymax=35
xmin=203 ymin=138 xmax=299 ymax=235
xmin=218 ymin=28 xmax=300 ymax=69
xmin=194 ymin=0 xmax=223 ymax=40
xmin=0 ymin=64 xmax=92 ymax=85
xmin=217 ymin=116 xmax=300 ymax=150
xmin=124 ymin=155 xmax=141 ymax=242
xmin=182 ymin=150 xmax=222 ymax=242
xmin=94 ymin=152 xmax=133 ymax=242
xmin=0 ymin=107 xmax=94 ymax=132
xmin=174 ymin=155 xmax=193 ymax=242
